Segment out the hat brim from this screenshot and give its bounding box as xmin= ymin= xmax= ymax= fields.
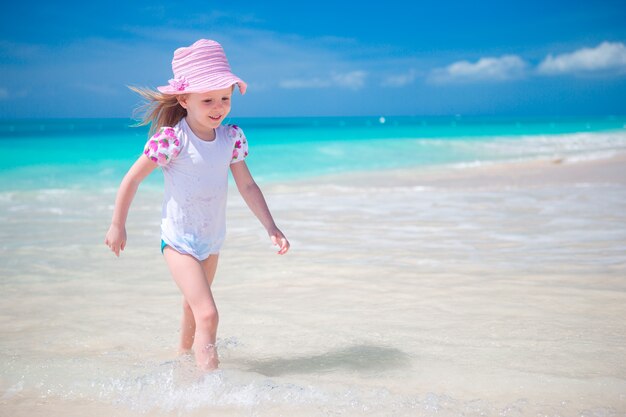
xmin=157 ymin=79 xmax=247 ymax=95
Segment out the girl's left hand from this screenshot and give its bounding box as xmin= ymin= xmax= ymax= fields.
xmin=268 ymin=227 xmax=290 ymax=255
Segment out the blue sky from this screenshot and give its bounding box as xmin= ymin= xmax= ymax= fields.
xmin=1 ymin=0 xmax=625 ymax=118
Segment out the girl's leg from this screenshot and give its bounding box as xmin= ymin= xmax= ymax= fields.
xmin=163 ymin=248 xmax=219 ymax=370
xmin=179 ymin=254 xmax=219 ymax=353
xmin=179 ymin=298 xmax=195 ymax=354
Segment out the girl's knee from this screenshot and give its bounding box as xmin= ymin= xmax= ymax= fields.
xmin=195 ymin=306 xmax=219 ymax=328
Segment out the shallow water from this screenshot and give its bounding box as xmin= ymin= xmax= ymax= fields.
xmin=1 ymin=158 xmax=625 ymax=416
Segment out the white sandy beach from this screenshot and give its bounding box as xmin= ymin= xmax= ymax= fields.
xmin=1 ymin=154 xmax=625 ymax=416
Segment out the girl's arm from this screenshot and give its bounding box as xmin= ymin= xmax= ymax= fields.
xmin=105 ymin=155 xmax=157 ymax=256
xmin=230 ymin=161 xmax=290 ymax=255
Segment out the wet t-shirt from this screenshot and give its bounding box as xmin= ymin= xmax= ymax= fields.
xmin=143 ymin=117 xmax=248 ymax=260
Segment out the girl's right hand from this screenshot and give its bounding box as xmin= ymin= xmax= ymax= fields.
xmin=104 ymin=224 xmax=127 ymax=257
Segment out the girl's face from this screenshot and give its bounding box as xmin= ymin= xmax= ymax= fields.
xmin=178 ymin=86 xmax=233 ymax=136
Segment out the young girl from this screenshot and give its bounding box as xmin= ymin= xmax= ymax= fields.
xmin=104 ymin=39 xmax=290 ymax=371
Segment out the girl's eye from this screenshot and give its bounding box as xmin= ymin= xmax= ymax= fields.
xmin=203 ymin=99 xmax=212 ymax=103
xmin=222 ymin=97 xmax=230 ymax=101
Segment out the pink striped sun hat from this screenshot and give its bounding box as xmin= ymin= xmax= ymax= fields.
xmin=157 ymin=39 xmax=247 ymax=95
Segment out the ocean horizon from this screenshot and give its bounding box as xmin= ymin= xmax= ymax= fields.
xmin=2 ymin=115 xmax=626 ymax=191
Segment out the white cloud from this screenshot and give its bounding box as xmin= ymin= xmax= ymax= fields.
xmin=537 ymin=41 xmax=626 ymax=75
xmin=74 ymin=82 xmax=121 ymax=96
xmin=279 ymin=78 xmax=332 ymax=89
xmin=429 ymin=55 xmax=527 ymax=84
xmin=331 ymin=71 xmax=366 ymax=89
xmin=382 ymin=69 xmax=418 ymax=87
xmin=0 ymin=87 xmax=29 ymax=99
xmin=280 ymin=71 xmax=367 ymax=90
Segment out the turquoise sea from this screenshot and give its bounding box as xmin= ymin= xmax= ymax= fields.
xmin=2 ymin=115 xmax=626 ymax=191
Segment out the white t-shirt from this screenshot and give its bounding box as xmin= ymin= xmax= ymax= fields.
xmin=143 ymin=117 xmax=248 ymax=260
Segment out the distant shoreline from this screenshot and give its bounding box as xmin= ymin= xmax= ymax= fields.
xmin=280 ymin=150 xmax=626 ymax=190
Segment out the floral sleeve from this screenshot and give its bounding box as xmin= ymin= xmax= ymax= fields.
xmin=143 ymin=127 xmax=181 ymax=166
xmin=228 ymin=124 xmax=248 ymax=164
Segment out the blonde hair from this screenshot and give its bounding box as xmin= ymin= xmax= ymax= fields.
xmin=128 ymin=86 xmax=187 ymax=137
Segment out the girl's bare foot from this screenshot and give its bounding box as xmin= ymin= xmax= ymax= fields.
xmin=199 ymin=344 xmax=219 ymax=371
